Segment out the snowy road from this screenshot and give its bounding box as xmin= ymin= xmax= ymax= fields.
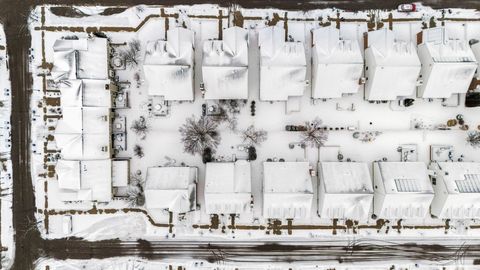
xmin=2 ymin=0 xmax=480 ymax=269
xmin=43 ymin=238 xmax=480 ymax=265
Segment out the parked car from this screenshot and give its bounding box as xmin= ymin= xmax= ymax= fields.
xmin=398 ymin=4 xmax=416 ymax=12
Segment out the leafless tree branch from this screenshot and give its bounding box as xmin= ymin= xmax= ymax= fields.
xmin=179 ymin=115 xmax=221 ymax=155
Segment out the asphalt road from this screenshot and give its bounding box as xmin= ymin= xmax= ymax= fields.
xmin=1 ymin=0 xmax=480 ymax=269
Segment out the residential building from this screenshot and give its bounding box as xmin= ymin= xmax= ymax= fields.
xmin=258 ymin=26 xmax=307 ymax=103
xmin=263 ymin=161 xmax=313 ymax=219
xmin=417 ymin=27 xmax=477 ymax=99
xmin=311 ymin=26 xmax=363 ymax=99
xmin=430 ymin=162 xmax=480 ymax=218
xmin=204 ymin=160 xmax=251 ymax=214
xmin=373 ymin=161 xmax=434 ymax=219
xmin=143 ymin=27 xmax=195 ymax=101
xmin=364 ymin=28 xmax=421 ymax=101
xmin=202 ymin=26 xmax=249 ymax=100
xmin=144 ymin=166 xmax=197 ymax=216
xmin=318 ymin=162 xmax=373 ymax=220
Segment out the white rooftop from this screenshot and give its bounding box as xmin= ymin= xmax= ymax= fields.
xmin=59 ymin=79 xmax=112 ymax=107
xmin=204 ymin=160 xmax=251 ymax=214
xmin=471 ymin=41 xmax=480 ymax=79
xmin=258 ymin=26 xmax=307 ymax=101
xmin=374 ymin=161 xmax=434 ymax=219
xmin=364 ymin=28 xmax=421 ymax=101
xmin=435 ymin=162 xmax=480 ymax=194
xmin=417 ymin=27 xmax=477 ymax=99
xmin=56 ymin=159 xmax=112 ymax=202
xmin=311 ymin=26 xmax=363 ymax=99
xmin=318 ymin=162 xmax=373 ymax=220
xmin=143 ymin=27 xmax=195 ymax=101
xmin=145 ymin=166 xmax=197 ymax=213
xmin=54 ymin=107 xmax=111 ymax=160
xmin=319 ymin=162 xmax=373 ymax=194
xmin=375 ymin=162 xmax=433 ymax=194
xmin=263 ymin=161 xmax=313 ymax=219
xmin=202 ymin=27 xmax=249 ymax=100
xmin=52 ymin=37 xmax=109 ymax=81
xmin=431 ymin=162 xmax=480 ymax=218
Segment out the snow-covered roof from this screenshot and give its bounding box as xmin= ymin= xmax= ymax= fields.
xmin=258 ymin=26 xmax=307 ymax=101
xmin=364 ymin=28 xmax=421 ymax=101
xmin=55 ymin=107 xmax=111 ymax=160
xmin=318 ymin=162 xmax=373 ymax=220
xmin=56 ymin=159 xmax=112 ymax=202
xmin=145 ymin=166 xmax=197 ymax=213
xmin=52 ymin=38 xmax=109 ymax=81
xmin=143 ymin=27 xmax=195 ymax=101
xmin=373 ymin=161 xmax=434 ymax=219
xmin=112 ymin=160 xmax=129 ymax=188
xmin=319 ymin=162 xmax=373 ymax=194
xmin=263 ymin=161 xmax=313 ymax=219
xmin=311 ymin=26 xmax=363 ymax=99
xmin=55 ymin=133 xmax=111 ymax=160
xmin=375 ymin=162 xmax=433 ymax=194
xmin=434 ymin=162 xmax=480 ymax=194
xmin=202 ymin=27 xmax=249 ymax=100
xmin=204 ymin=160 xmax=251 ymax=214
xmin=471 ymin=41 xmax=480 ymax=79
xmin=55 ymin=107 xmax=110 ymax=134
xmin=431 ymin=162 xmax=480 ymax=218
xmin=59 ymin=79 xmax=112 ymax=107
xmin=417 ymin=27 xmax=477 ymax=99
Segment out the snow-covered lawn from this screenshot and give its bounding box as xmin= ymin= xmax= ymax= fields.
xmin=0 ymin=23 xmax=14 ymax=269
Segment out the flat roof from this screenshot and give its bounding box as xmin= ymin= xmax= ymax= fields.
xmin=263 ymin=161 xmax=312 ymax=194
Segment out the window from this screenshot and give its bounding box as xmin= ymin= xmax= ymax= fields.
xmin=455 ymin=174 xmax=480 ymax=193
xmin=394 ymin=178 xmax=421 ymax=192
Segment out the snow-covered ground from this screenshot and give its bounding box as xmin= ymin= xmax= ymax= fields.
xmin=33 ymin=256 xmax=480 ymax=270
xmin=28 ymin=4 xmax=480 ymax=244
xmin=0 ymin=23 xmax=14 ymax=269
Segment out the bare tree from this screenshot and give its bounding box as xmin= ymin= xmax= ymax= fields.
xmin=130 ymin=116 xmax=149 ymax=140
xmin=126 ymin=173 xmax=145 ymax=207
xmin=300 ymin=117 xmax=328 ymax=148
xmin=241 ymin=125 xmax=268 ymax=146
xmin=467 ymin=131 xmax=480 ymax=148
xmin=133 ymin=144 xmax=145 ymax=158
xmin=179 ymin=116 xmax=221 ymax=155
xmin=120 ymin=39 xmax=142 ymax=69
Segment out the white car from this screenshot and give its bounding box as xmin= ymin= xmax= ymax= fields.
xmin=398 ymin=4 xmax=416 ymax=12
